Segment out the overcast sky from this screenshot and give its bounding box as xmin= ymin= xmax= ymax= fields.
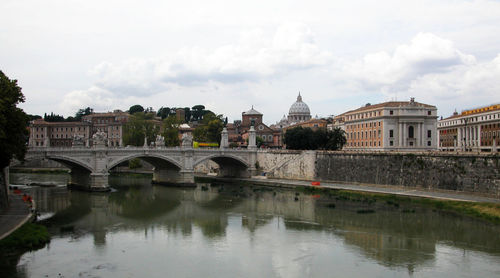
xmin=1 ymin=0 xmax=500 ymax=124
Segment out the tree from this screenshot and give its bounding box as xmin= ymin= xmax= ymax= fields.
xmin=162 ymin=115 xmax=180 ymax=147
xmin=129 ymin=104 xmax=144 ymax=115
xmin=184 ymin=107 xmax=191 ymax=123
xmin=0 ymin=71 xmax=29 ymax=168
xmin=284 ymin=126 xmax=315 ymax=150
xmin=193 ymin=112 xmax=223 ymax=143
xmin=44 ymin=112 xmax=65 ymax=122
xmin=157 ymin=107 xmax=171 ymax=120
xmin=122 ymin=113 xmax=160 ymax=146
xmin=325 ymin=128 xmax=346 ymax=150
xmin=191 ymin=105 xmax=205 ymax=121
xmin=284 ymin=127 xmax=346 ymax=150
xmin=75 ymin=107 xmax=93 ymax=121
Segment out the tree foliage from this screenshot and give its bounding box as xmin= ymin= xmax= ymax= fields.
xmin=193 ymin=112 xmax=223 ymax=143
xmin=162 ymin=115 xmax=181 ymax=147
xmin=122 ymin=113 xmax=160 ymax=146
xmin=157 ymin=107 xmax=171 ymax=120
xmin=75 ymin=107 xmax=93 ymax=121
xmin=0 ymin=71 xmax=29 ymax=168
xmin=284 ymin=127 xmax=346 ymax=150
xmin=44 ymin=112 xmax=65 ymax=122
xmin=128 ymin=104 xmax=144 ymax=115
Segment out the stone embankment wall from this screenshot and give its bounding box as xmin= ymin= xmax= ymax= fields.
xmin=257 ymin=150 xmax=316 ymax=180
xmin=258 ymin=150 xmax=500 ymax=198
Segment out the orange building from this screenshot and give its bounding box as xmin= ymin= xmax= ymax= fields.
xmin=438 ymin=104 xmax=500 ymax=152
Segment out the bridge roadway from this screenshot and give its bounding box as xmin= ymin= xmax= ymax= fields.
xmin=22 ymin=145 xmax=258 ymax=191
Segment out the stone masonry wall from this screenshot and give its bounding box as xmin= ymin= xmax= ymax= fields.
xmin=257 ymin=150 xmax=316 ymax=180
xmin=258 ymin=150 xmax=500 ymax=198
xmin=316 ymin=152 xmax=500 ymax=197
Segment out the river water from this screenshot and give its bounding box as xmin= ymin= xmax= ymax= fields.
xmin=4 ymin=173 xmax=500 ymax=278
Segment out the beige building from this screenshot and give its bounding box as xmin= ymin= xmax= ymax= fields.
xmin=29 ymin=120 xmax=92 ymax=147
xmin=341 ymin=98 xmax=438 ymax=151
xmin=438 ymin=104 xmax=500 ymax=152
xmin=29 ymin=110 xmax=130 ymax=148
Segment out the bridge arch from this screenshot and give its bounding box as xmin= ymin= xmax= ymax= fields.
xmin=20 ymin=153 xmax=94 ymax=172
xmin=107 ymin=153 xmax=182 ymax=171
xmin=193 ymin=154 xmax=250 ymax=169
xmin=194 ymin=154 xmax=251 ymax=178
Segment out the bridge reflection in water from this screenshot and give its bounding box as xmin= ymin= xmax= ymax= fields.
xmin=19 ymin=174 xmax=500 ymax=277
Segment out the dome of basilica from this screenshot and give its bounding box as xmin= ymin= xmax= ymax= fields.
xmin=287 ymin=93 xmax=312 ymax=123
xmin=289 ymin=93 xmax=311 ymax=115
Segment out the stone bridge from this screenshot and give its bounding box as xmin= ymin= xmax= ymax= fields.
xmin=19 ymin=127 xmax=259 ymax=191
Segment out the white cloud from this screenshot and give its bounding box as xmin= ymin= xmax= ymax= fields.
xmin=344 ymin=33 xmax=475 ymax=88
xmin=338 ymin=32 xmax=499 ymax=117
xmin=90 ymin=23 xmax=333 ymax=94
xmin=59 ymin=86 xmax=117 ymax=116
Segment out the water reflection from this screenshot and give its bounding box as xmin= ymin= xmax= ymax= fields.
xmin=7 ymin=173 xmax=500 ymax=277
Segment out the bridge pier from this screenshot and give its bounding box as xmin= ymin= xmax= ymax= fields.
xmin=89 ymin=173 xmax=110 ymax=192
xmin=69 ymin=168 xmax=110 ymax=192
xmin=152 ymin=168 xmax=195 ymax=186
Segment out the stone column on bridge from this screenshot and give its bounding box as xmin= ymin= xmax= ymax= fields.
xmin=220 ymin=127 xmax=229 ymax=149
xmin=248 ymin=126 xmax=257 ymax=150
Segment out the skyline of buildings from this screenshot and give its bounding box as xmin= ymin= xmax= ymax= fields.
xmin=27 ymin=93 xmax=499 ymax=152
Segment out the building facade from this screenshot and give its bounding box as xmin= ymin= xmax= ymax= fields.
xmin=228 ymin=106 xmax=281 ymax=148
xmin=29 ymin=110 xmax=130 ymax=148
xmin=437 ymin=104 xmax=500 ymax=152
xmin=342 ymin=98 xmax=438 ymax=151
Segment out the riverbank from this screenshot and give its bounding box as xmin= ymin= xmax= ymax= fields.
xmin=0 ymin=194 xmax=34 ymax=241
xmin=196 ymin=175 xmax=500 ymax=224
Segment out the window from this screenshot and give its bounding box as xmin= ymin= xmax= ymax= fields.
xmin=390 ymin=110 xmax=394 ymax=115
xmin=427 ymin=111 xmax=431 ymax=115
xmin=427 ymin=130 xmax=431 ymax=138
xmin=409 ymin=126 xmax=414 ymax=138
xmin=427 ymin=141 xmax=431 ymax=146
xmin=389 ymin=130 xmax=394 ymax=138
xmin=390 ymin=141 xmax=393 ymax=146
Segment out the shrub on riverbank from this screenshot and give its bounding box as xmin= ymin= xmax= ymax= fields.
xmin=0 ymin=223 xmax=50 ymax=252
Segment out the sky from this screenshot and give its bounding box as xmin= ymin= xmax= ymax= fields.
xmin=1 ymin=0 xmax=500 ymax=124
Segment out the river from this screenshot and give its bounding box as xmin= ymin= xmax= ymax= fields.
xmin=3 ymin=173 xmax=500 ymax=277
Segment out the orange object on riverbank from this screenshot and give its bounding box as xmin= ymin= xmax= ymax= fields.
xmin=311 ymin=181 xmax=321 ymax=186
